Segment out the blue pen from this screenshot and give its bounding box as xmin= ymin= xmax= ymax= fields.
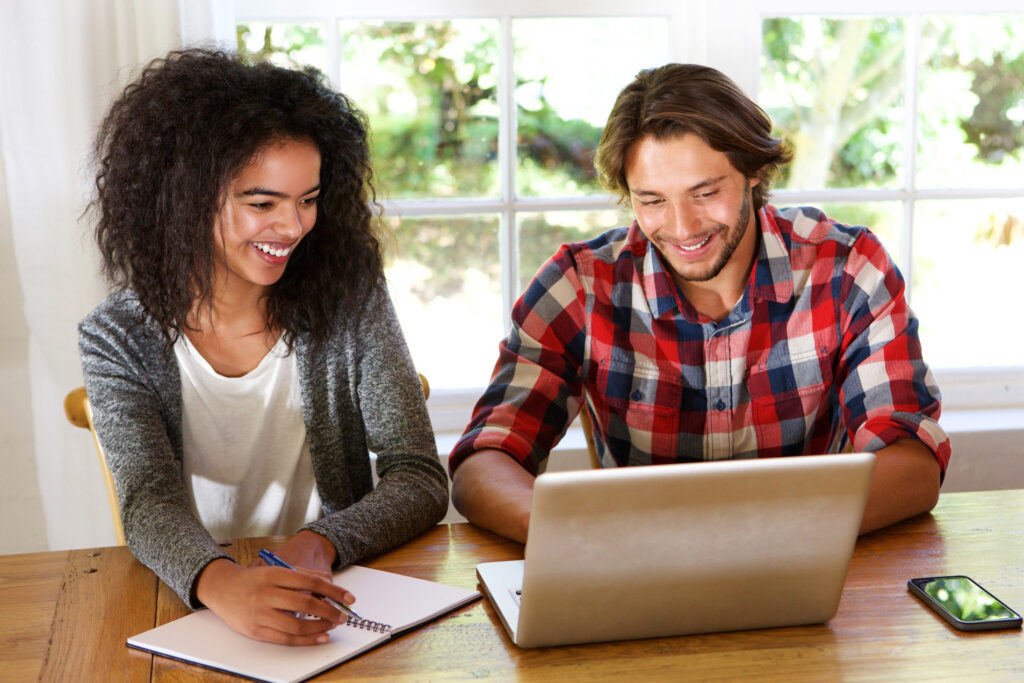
xmin=258 ymin=548 xmax=362 ymax=620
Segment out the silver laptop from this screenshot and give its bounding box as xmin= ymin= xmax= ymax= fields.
xmin=477 ymin=452 xmax=875 ymax=648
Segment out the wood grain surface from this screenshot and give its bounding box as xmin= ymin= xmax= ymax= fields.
xmin=3 ymin=490 xmax=1022 ymax=682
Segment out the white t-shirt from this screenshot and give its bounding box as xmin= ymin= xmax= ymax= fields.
xmin=173 ymin=334 xmax=322 ymax=540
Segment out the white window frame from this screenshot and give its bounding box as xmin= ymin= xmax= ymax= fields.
xmin=231 ymin=0 xmax=1024 ymax=423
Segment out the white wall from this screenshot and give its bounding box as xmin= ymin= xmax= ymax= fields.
xmin=942 ymin=422 xmax=1024 ymax=493
xmin=0 ymin=0 xmax=234 ymax=556
xmin=0 ymin=154 xmax=51 ymax=554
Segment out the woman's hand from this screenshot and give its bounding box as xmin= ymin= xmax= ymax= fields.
xmin=195 ymin=539 xmax=354 ymax=646
xmin=273 ymin=529 xmax=339 ymax=579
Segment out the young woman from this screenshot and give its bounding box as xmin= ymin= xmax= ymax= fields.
xmin=78 ymin=49 xmax=448 ymax=646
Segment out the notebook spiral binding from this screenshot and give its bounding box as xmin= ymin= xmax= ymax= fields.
xmin=346 ymin=615 xmax=392 ymax=633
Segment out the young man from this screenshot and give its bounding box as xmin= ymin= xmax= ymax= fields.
xmin=449 ymin=63 xmax=950 ymax=544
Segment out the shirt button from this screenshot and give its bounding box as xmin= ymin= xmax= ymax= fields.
xmin=630 ymin=390 xmax=643 ymax=401
xmin=715 ymin=399 xmax=726 ymax=411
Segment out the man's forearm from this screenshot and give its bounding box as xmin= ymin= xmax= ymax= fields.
xmin=451 ymin=449 xmax=535 ymax=544
xmin=859 ymin=438 xmax=941 ymax=534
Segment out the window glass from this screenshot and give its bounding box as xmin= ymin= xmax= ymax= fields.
xmin=761 ymin=18 xmax=906 ymax=190
xmin=516 ymin=208 xmax=635 ymax=291
xmin=916 ymin=15 xmax=1024 ymax=188
xmin=912 ymin=199 xmax=1024 ymax=368
xmin=233 ymin=6 xmax=1024 ymax=396
xmin=384 ymin=214 xmax=504 ymax=388
xmin=338 ymin=20 xmax=500 ymax=200
xmin=236 ymin=22 xmax=326 ymax=71
xmin=513 ymin=18 xmax=670 ymax=198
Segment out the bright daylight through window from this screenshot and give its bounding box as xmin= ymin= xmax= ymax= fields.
xmin=760 ymin=14 xmax=1024 ymax=370
xmin=235 ymin=16 xmax=665 ymax=390
xmin=235 ymin=5 xmax=1023 ymax=409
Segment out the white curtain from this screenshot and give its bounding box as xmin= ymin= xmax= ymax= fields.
xmin=0 ymin=0 xmax=234 ymax=553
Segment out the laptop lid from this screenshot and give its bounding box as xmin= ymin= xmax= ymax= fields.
xmin=477 ymin=452 xmax=875 ymax=648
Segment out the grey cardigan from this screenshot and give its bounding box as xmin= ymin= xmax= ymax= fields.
xmin=78 ymin=287 xmax=448 ymax=608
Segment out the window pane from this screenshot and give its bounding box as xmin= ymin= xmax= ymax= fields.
xmin=514 ymin=18 xmax=670 ymax=198
xmin=236 ymin=22 xmax=327 ymax=71
xmin=812 ymin=202 xmax=903 ymax=265
xmin=384 ymin=214 xmax=503 ymax=388
xmin=912 ymin=199 xmax=1024 ymax=368
xmin=761 ymin=18 xmax=906 ymax=190
xmin=338 ymin=21 xmax=499 ymax=200
xmin=917 ymin=16 xmax=1024 ymax=189
xmin=516 ymin=209 xmax=635 ymax=291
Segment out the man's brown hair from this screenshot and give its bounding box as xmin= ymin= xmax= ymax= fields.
xmin=595 ymin=63 xmax=791 ymax=210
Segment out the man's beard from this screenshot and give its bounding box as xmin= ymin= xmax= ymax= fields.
xmin=667 ymin=188 xmax=753 ymax=283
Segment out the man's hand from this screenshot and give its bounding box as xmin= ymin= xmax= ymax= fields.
xmin=451 ymin=449 xmax=535 ymax=544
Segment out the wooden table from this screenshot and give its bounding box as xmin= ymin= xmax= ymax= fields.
xmin=3 ymin=490 xmax=1024 ymax=682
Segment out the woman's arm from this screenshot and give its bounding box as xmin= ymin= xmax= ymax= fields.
xmin=81 ymin=297 xmax=360 ymax=645
xmin=300 ymin=286 xmax=449 ymax=567
xmin=78 ymin=297 xmax=230 ymax=608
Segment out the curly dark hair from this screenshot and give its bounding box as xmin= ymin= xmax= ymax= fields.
xmin=595 ymin=63 xmax=792 ymax=211
xmin=89 ymin=48 xmax=385 ymax=348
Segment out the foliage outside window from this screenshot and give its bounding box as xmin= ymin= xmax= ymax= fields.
xmin=237 ymin=18 xmax=669 ymax=390
xmin=236 ymin=9 xmax=1024 ymax=391
xmin=760 ymin=15 xmax=1024 ymax=369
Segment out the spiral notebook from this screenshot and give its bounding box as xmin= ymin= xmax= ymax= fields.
xmin=478 ymin=452 xmax=875 ymax=648
xmin=128 ymin=564 xmax=480 ymax=683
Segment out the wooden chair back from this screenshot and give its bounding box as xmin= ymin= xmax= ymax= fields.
xmin=64 ymin=387 xmax=126 ymax=545
xmin=577 ymin=407 xmax=601 ymax=469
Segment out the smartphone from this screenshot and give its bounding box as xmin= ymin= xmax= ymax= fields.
xmin=908 ymin=575 xmax=1022 ymax=631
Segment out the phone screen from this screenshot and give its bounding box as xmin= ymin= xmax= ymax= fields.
xmin=912 ymin=576 xmax=1018 ymax=623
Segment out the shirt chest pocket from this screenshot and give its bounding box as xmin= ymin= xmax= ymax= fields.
xmin=746 ymin=344 xmax=836 ymax=452
xmin=747 ymin=345 xmax=833 ymax=400
xmin=594 ymin=358 xmax=682 ymax=463
xmin=597 ymin=358 xmax=682 ymax=412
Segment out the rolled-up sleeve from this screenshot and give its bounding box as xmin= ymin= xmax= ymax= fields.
xmin=449 ymin=247 xmax=588 ymax=475
xmin=837 ymin=231 xmax=951 ymax=473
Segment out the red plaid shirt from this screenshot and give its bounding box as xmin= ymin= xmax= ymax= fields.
xmin=449 ymin=205 xmax=951 ymax=475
